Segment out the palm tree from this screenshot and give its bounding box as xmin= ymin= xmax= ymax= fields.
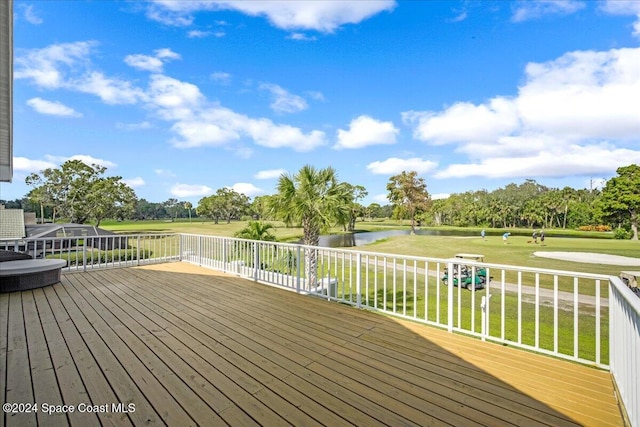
xmin=270 ymin=165 xmax=350 ymax=285
xmin=184 ymin=201 xmax=193 ymax=223
xmin=234 ymin=221 xmax=276 ymax=241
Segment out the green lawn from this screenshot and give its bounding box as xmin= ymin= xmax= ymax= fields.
xmin=364 ymin=233 xmax=638 ymax=278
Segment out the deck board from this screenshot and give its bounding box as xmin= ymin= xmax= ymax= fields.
xmin=1 ymin=262 xmax=624 ymax=427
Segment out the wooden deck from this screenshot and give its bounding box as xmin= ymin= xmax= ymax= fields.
xmin=1 ymin=262 xmax=623 ymax=426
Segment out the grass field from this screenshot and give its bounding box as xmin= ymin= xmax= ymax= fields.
xmin=100 ymin=219 xmax=637 ymax=277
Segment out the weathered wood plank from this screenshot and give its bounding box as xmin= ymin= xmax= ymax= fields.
xmin=22 ymin=290 xmax=66 ymax=427
xmin=67 ymin=272 xmax=224 ymax=427
xmin=5 ymin=293 xmax=36 ymax=427
xmin=0 ymin=293 xmax=8 ymax=427
xmin=58 ymin=275 xmax=161 ymax=426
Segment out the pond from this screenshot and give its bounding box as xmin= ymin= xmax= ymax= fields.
xmin=313 ymin=228 xmax=574 ymax=248
xmin=314 ymin=229 xmax=476 ymax=248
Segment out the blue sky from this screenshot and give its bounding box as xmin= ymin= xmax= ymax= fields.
xmin=3 ymin=0 xmax=640 ymax=205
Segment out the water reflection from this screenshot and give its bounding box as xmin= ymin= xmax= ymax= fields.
xmin=312 ymin=228 xmax=571 ymax=248
xmin=315 ymin=229 xmax=477 ymax=248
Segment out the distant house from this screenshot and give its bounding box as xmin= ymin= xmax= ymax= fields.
xmin=0 ymin=209 xmax=128 ymax=255
xmin=0 ymin=207 xmax=25 ymax=240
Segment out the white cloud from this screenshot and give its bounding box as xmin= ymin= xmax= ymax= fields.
xmin=155 ymin=48 xmax=180 ymax=60
xmin=116 ymin=121 xmax=153 ymax=131
xmin=17 ymin=42 xmax=327 ymax=154
xmin=165 ymin=104 xmax=327 ymax=151
xmin=15 ymin=41 xmax=146 ymax=105
xmin=147 ymin=1 xmax=397 ymax=32
xmin=404 ymin=46 xmax=640 ymax=179
xmin=260 ymin=83 xmax=308 ymax=114
xmin=255 ymin=169 xmax=286 ymax=179
xmin=229 ymin=183 xmax=264 ymax=197
xmin=435 ymin=144 xmax=640 ymax=179
xmin=22 ymin=5 xmax=43 ymax=24
xmin=72 ymin=71 xmax=145 ymax=105
xmin=512 ymin=0 xmax=585 ymax=22
xmin=211 ymin=71 xmax=231 ymax=84
xmin=26 ymin=98 xmax=82 ymax=117
xmin=147 ymin=74 xmax=204 ymax=120
xmin=169 ymin=121 xmax=239 ymax=148
xmin=123 ymin=177 xmax=146 ymax=188
xmin=287 ymin=33 xmax=317 ymax=41
xmin=45 ymin=154 xmax=117 ymax=169
xmin=125 ymin=54 xmax=163 ymax=73
xmin=335 ymin=115 xmax=399 ymax=149
xmin=188 ymin=30 xmax=212 ymax=38
xmin=367 ymin=157 xmax=438 ymax=175
xmin=403 ymin=97 xmax=519 ymax=145
xmin=13 ymin=157 xmax=57 ymax=172
xmin=170 ymin=183 xmax=213 ymax=197
xmin=125 ymin=48 xmax=180 ymax=73
xmin=15 ymin=41 xmax=97 ymax=89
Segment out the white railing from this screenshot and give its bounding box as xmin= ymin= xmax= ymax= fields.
xmin=609 ymin=275 xmax=640 ymax=427
xmin=179 ymin=234 xmax=612 ymax=368
xmin=1 ymin=233 xmax=180 ymax=271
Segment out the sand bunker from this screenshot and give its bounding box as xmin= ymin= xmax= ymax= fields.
xmin=533 ymin=251 xmax=640 ymax=266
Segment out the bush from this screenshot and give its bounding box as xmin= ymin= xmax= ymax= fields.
xmin=47 ymin=249 xmax=154 ymax=266
xmin=577 ymin=225 xmax=612 ymax=232
xmin=613 ymin=228 xmax=631 ymax=240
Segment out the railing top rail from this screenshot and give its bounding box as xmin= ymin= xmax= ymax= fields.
xmin=0 ymin=233 xmax=177 ymax=242
xmin=609 ymin=275 xmax=640 ymax=310
xmin=179 ymin=233 xmax=612 ymax=280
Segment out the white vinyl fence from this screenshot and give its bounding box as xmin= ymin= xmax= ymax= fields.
xmin=1 ymin=233 xmax=179 ymax=271
xmin=609 ymin=275 xmax=640 ymax=427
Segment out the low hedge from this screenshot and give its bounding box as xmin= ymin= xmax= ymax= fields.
xmin=47 ymin=249 xmax=154 ymax=266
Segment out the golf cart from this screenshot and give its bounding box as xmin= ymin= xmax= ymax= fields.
xmin=441 ymin=253 xmax=490 ymax=290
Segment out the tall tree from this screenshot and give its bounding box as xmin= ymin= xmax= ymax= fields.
xmin=25 ymin=160 xmax=136 ymax=225
xmin=197 ymin=188 xmax=249 ymax=224
xmin=386 ymin=171 xmax=430 ymax=234
xmin=600 ymin=164 xmax=640 ymax=240
xmin=270 ymin=165 xmax=350 ymax=285
xmin=184 ymin=201 xmax=193 ymax=223
xmin=342 ymin=184 xmax=368 ymax=231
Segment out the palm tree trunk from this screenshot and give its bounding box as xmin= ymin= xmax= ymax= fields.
xmin=302 ymin=218 xmax=319 ymax=289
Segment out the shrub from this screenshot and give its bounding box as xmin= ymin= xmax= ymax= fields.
xmin=47 ymin=249 xmax=154 ymax=266
xmin=613 ymin=228 xmax=631 ymax=240
xmin=577 ymin=225 xmax=612 ymax=232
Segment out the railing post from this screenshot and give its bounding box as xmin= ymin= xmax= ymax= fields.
xmin=254 ymin=241 xmax=259 ymax=282
xmin=136 ymin=235 xmax=141 ymax=266
xmin=447 ymin=260 xmax=454 ymax=333
xmin=198 ymin=235 xmax=202 ymax=266
xmin=356 ymin=253 xmax=362 ymax=308
xmin=82 ymin=239 xmax=87 ymax=272
xmin=296 ymin=245 xmax=301 ymax=293
xmin=178 ymin=234 xmax=183 ymax=262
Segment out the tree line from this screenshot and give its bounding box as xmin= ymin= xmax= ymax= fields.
xmin=6 ymin=160 xmax=639 ymax=240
